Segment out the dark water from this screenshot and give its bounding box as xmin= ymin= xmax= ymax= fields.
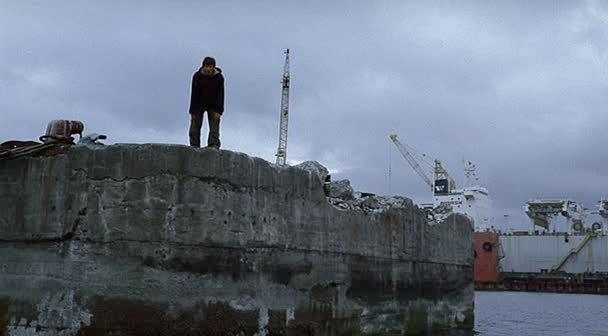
xmin=475 ymin=291 xmax=608 ymax=336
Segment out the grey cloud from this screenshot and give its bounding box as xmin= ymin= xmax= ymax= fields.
xmin=2 ymin=1 xmax=607 ymax=230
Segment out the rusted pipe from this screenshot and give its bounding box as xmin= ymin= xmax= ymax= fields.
xmin=39 ymin=120 xmax=84 ymax=144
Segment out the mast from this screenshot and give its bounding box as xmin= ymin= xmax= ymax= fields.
xmin=275 ymin=49 xmax=290 ymax=166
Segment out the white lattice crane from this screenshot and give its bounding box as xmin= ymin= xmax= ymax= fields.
xmin=275 ymin=49 xmax=290 ymax=166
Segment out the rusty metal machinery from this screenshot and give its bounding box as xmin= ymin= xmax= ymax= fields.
xmin=0 ymin=140 xmax=40 ymax=152
xmin=1 ymin=120 xmax=85 ymax=160
xmin=39 ymin=120 xmax=84 ymax=144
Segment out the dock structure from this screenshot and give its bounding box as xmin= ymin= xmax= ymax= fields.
xmin=0 ymin=144 xmax=474 ymax=335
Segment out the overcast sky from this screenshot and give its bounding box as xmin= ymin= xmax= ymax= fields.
xmin=2 ymin=1 xmax=607 ymax=229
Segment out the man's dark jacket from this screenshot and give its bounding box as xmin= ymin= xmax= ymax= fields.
xmin=189 ymin=67 xmax=225 ymax=114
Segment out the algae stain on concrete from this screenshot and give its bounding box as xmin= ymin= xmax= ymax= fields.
xmin=0 ymin=298 xmax=9 ymax=336
xmin=404 ymin=306 xmax=428 ymax=336
xmin=79 ymin=298 xmax=262 ymax=336
xmin=456 ymin=307 xmax=475 ymax=330
xmin=4 ymin=291 xmax=91 ymax=336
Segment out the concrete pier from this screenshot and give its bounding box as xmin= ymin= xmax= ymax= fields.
xmin=0 ymin=144 xmax=473 ymax=335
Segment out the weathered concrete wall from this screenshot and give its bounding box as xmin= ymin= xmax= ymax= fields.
xmin=0 ymin=144 xmax=473 ymax=335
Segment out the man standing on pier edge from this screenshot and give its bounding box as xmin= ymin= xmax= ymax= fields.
xmin=188 ymin=56 xmax=225 ymax=149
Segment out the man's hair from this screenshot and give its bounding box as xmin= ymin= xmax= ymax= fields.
xmin=202 ymin=57 xmax=216 ymax=67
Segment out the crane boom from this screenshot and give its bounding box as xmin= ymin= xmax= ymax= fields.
xmin=389 ymin=134 xmax=433 ymax=190
xmin=275 ymin=49 xmax=290 ymax=166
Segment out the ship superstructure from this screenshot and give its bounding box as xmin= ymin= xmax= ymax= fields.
xmin=432 ymin=184 xmax=493 ymax=232
xmin=525 ymin=199 xmax=586 ymax=232
xmin=389 ymin=134 xmax=493 ymax=231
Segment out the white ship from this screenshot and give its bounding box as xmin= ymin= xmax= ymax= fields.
xmin=390 ymin=134 xmax=608 ymax=293
xmin=389 ymin=134 xmax=493 ymax=231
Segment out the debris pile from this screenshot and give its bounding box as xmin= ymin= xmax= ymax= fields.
xmin=293 ymin=162 xmax=414 ymax=213
xmin=328 ymin=179 xmax=354 ymax=200
xmin=427 ymin=202 xmax=454 ymax=225
xmin=328 ymin=192 xmax=414 ymax=213
xmin=78 ymin=133 xmax=107 ymax=146
xmin=294 ymin=161 xmax=329 ymax=181
xmin=293 ymin=161 xmax=457 ymax=221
